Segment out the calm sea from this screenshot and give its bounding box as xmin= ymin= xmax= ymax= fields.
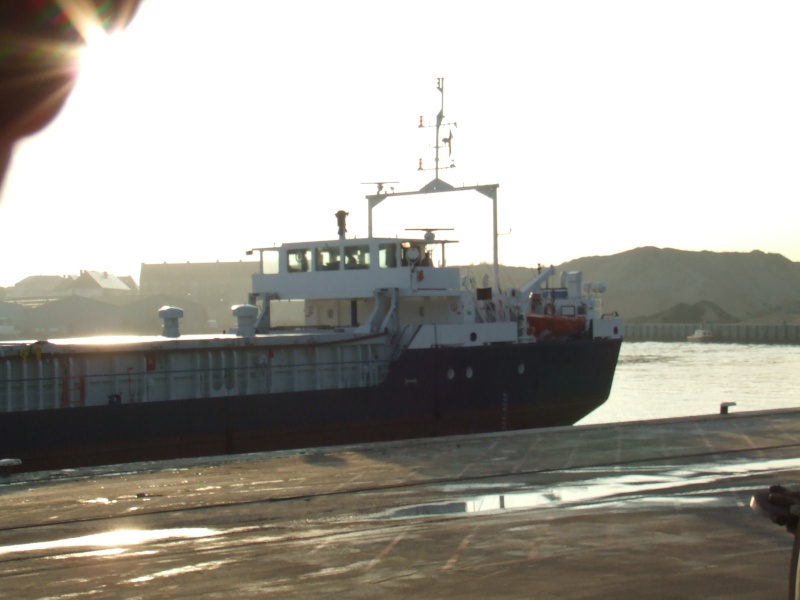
xmin=578 ymin=341 xmax=800 ymax=425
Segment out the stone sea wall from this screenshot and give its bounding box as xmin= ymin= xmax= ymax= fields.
xmin=623 ymin=323 xmax=800 ymax=344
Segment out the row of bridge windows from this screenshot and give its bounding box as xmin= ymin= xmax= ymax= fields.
xmin=287 ymin=243 xmax=429 ymax=273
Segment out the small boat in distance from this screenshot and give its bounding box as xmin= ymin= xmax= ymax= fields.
xmin=687 ymin=325 xmax=714 ymax=342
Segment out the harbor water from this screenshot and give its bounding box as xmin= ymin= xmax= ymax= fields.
xmin=579 ymin=341 xmax=800 ymax=425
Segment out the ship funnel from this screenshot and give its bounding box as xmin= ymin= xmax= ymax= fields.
xmin=232 ymin=304 xmax=259 ymax=337
xmin=335 ymin=210 xmax=349 ymax=240
xmin=158 ymin=306 xmax=184 ymax=338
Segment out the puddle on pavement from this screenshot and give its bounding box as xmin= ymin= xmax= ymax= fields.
xmin=374 ymin=456 xmax=800 ymax=520
xmin=126 ymin=560 xmax=232 ymax=584
xmin=0 ymin=528 xmax=219 ymax=556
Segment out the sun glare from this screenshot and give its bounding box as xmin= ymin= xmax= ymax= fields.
xmin=70 ymin=25 xmax=139 ymax=107
xmin=83 ymin=23 xmax=110 ymax=49
xmin=78 ymin=27 xmax=122 ymax=78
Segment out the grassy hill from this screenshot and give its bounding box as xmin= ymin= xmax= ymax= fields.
xmin=558 ymin=248 xmax=800 ymax=324
xmin=469 ymin=247 xmax=800 ymax=325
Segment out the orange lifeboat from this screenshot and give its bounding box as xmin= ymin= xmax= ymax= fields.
xmin=526 ymin=314 xmax=586 ymax=337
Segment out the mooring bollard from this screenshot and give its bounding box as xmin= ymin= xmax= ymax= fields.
xmin=720 ymin=401 xmax=736 ymax=415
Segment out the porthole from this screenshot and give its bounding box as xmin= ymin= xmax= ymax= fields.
xmin=518 ymin=363 xmax=525 ymax=375
xmin=465 ymin=366 xmax=473 ymax=379
xmin=446 ymin=368 xmax=455 ymax=380
xmin=469 ymin=332 xmax=477 ymax=342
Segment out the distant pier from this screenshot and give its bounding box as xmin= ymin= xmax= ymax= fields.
xmin=624 ymin=322 xmax=800 ymax=344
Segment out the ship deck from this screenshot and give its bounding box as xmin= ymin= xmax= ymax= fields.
xmin=2 ymin=408 xmax=800 ymax=598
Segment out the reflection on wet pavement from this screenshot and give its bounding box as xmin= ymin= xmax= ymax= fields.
xmin=375 ymin=457 xmax=800 ymax=520
xmin=0 ymin=528 xmax=219 ymax=556
xmin=126 ymin=559 xmax=233 ymax=584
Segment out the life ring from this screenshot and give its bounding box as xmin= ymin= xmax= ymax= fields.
xmin=417 ymin=269 xmax=424 ymax=281
xmin=544 ymin=303 xmax=556 ymax=316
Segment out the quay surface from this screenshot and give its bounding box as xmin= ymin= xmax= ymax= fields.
xmin=2 ymin=409 xmax=800 ymax=598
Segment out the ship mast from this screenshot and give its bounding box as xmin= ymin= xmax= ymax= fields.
xmin=367 ymin=78 xmax=501 ymax=292
xmin=418 ymin=77 xmax=456 ymax=182
xmin=434 ymin=77 xmax=445 ymax=180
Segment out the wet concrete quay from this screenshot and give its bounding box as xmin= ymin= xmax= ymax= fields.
xmin=3 ymin=409 xmax=800 ymax=599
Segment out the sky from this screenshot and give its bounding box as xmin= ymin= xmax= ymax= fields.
xmin=1 ymin=0 xmax=798 ymax=288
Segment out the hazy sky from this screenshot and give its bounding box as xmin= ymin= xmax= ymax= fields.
xmin=1 ymin=0 xmax=798 ymax=288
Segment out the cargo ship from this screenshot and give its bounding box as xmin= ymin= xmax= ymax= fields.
xmin=0 ymin=81 xmax=623 ymax=472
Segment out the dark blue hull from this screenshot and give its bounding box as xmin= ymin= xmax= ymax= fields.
xmin=1 ymin=338 xmax=622 ymax=472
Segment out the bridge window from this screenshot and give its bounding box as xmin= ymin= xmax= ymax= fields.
xmin=344 ymin=245 xmax=370 ymax=270
xmin=378 ymin=243 xmax=398 ymax=269
xmin=315 ymin=247 xmax=340 ymax=271
xmin=261 ymin=253 xmax=279 ymax=274
xmin=287 ymin=249 xmax=310 ymax=273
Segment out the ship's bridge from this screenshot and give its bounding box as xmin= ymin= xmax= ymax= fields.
xmin=250 ymin=236 xmax=460 ymax=301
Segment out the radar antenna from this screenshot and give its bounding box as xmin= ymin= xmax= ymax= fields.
xmin=405 ymin=227 xmax=454 ymax=243
xmin=361 ymin=181 xmax=398 ymax=195
xmin=405 ymin=227 xmax=458 ymax=266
